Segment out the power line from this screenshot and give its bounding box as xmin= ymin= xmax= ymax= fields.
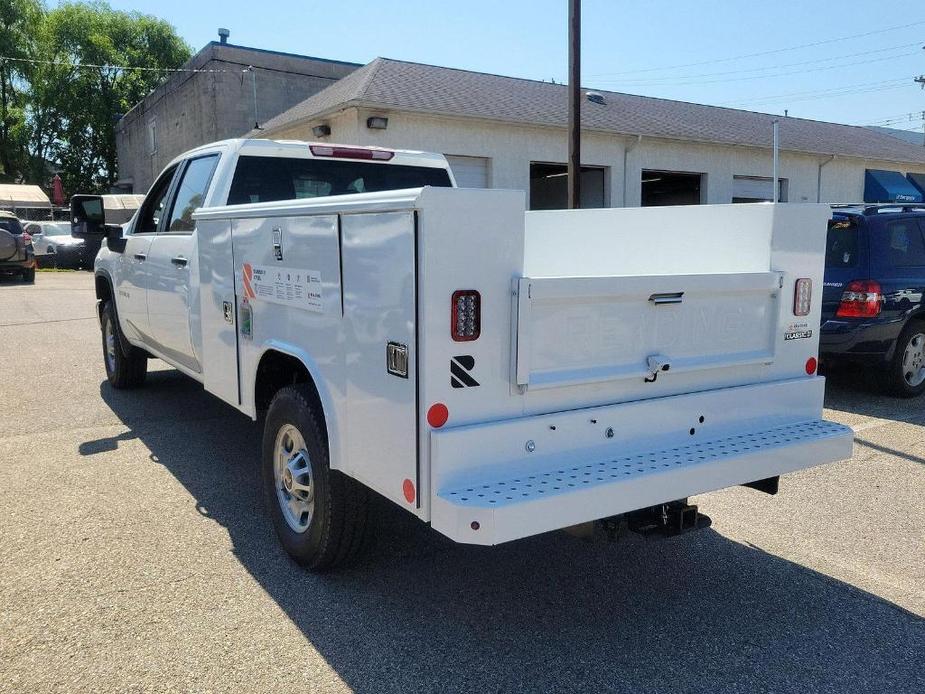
xmin=725 ymin=77 xmax=913 ymax=107
xmin=588 ymin=19 xmax=925 ymax=77
xmin=0 ymin=54 xmax=229 ymax=73
xmin=594 ymin=42 xmax=923 ymax=85
xmin=594 ymin=49 xmax=922 ymax=87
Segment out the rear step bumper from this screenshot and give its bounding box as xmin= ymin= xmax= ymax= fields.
xmin=431 ymin=418 xmax=853 ymax=545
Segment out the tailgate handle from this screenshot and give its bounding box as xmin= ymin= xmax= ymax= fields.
xmin=649 ymin=291 xmax=684 ymax=305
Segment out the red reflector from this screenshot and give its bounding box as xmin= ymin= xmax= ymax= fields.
xmin=402 ymin=479 xmax=416 ymax=503
xmin=451 ymin=290 xmax=481 ymax=342
xmin=835 ymin=280 xmax=882 ymax=318
xmin=427 ymin=403 xmax=449 ymax=428
xmin=805 ymin=357 xmax=817 ymax=375
xmin=309 ymin=145 xmax=394 ymax=161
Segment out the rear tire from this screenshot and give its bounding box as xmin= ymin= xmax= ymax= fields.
xmin=262 ymin=384 xmax=369 ymax=571
xmin=22 ymin=267 xmax=35 ymax=283
xmin=101 ymin=300 xmax=147 ymax=389
xmin=885 ymin=322 xmax=925 ymax=398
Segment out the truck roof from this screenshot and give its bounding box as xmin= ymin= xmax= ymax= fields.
xmin=177 ymin=138 xmax=451 ymax=171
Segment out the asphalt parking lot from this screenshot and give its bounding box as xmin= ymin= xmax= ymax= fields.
xmin=1 ymin=271 xmax=923 ymax=694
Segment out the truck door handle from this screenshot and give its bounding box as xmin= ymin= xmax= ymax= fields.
xmin=171 ymin=256 xmax=189 ymax=268
xmin=134 ymin=253 xmax=147 ymax=262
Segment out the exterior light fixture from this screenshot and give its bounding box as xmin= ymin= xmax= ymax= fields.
xmin=366 ymin=116 xmax=389 ymax=130
xmin=312 ymin=124 xmax=331 ymax=138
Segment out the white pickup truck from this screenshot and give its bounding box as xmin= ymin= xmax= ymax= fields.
xmin=75 ymin=138 xmax=853 ymax=570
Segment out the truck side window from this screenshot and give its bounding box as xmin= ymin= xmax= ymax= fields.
xmin=136 ymin=165 xmax=178 ymax=234
xmin=166 ymin=155 xmax=220 ymax=233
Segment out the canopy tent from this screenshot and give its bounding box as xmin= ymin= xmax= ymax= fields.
xmin=863 ymin=169 xmax=923 ymax=204
xmin=101 ymin=194 xmax=145 ymax=224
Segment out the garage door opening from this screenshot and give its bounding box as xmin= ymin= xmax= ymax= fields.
xmin=733 ymin=175 xmax=788 ymax=203
xmin=641 ymin=170 xmax=704 ymax=206
xmin=445 ymin=155 xmax=490 ymax=189
xmin=530 ymin=163 xmax=606 ymax=210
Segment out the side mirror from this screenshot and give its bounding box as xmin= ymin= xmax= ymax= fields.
xmin=71 ymin=194 xmax=106 ymax=238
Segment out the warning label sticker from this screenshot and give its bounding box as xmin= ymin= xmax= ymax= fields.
xmin=242 ymin=263 xmax=323 ymax=313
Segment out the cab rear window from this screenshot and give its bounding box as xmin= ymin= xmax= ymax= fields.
xmin=227 ymin=155 xmax=452 ymax=205
xmin=826 ymin=218 xmax=859 ymax=268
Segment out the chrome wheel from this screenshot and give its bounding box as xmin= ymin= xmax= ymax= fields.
xmin=104 ymin=317 xmax=117 ymax=374
xmin=901 ymin=332 xmax=925 ymax=387
xmin=274 ymin=424 xmax=315 ymax=533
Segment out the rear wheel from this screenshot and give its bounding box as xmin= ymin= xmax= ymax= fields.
xmin=262 ymin=384 xmax=369 ymax=570
xmin=101 ymin=300 xmax=147 ymax=388
xmin=886 ymin=323 xmax=925 ymax=398
xmin=22 ymin=267 xmax=35 ymax=283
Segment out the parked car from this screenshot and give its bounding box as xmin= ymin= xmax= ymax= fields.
xmin=25 ymin=220 xmax=89 ymax=269
xmin=821 ymin=204 xmax=925 ymax=396
xmin=0 ymin=211 xmax=35 ymax=282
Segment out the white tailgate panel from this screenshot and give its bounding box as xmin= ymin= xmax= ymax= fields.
xmin=341 ymin=211 xmax=418 ymax=508
xmin=516 ymin=272 xmax=781 ymax=389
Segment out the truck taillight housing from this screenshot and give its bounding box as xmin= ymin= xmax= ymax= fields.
xmin=451 ymin=290 xmax=481 ymax=342
xmin=793 ymin=278 xmax=812 ymax=316
xmin=836 ymin=280 xmax=883 ymax=318
xmin=309 ymin=145 xmax=394 ymax=161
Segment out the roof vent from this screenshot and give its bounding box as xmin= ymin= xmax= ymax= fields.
xmin=586 ymin=91 xmax=606 ymax=105
xmin=218 ymin=28 xmax=230 ymax=44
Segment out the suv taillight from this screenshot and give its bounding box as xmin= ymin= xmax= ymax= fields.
xmin=451 ymin=290 xmax=480 ymax=341
xmin=836 ymin=280 xmax=882 ymax=318
xmin=21 ymin=232 xmax=32 ymax=245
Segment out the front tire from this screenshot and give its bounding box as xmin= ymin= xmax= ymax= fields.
xmin=886 ymin=323 xmax=925 ymax=398
xmin=262 ymin=385 xmax=369 ymax=570
xmin=101 ymin=300 xmax=147 ymax=388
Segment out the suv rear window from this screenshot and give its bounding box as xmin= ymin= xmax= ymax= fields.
xmin=0 ymin=217 xmax=23 ymax=235
xmin=882 ymin=219 xmax=925 ymax=267
xmin=227 ymin=155 xmax=452 ymax=205
xmin=826 ymin=218 xmax=859 ymax=268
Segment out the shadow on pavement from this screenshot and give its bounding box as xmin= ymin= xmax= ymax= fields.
xmin=81 ymin=369 xmax=924 ymax=693
xmin=824 ymin=366 xmax=925 ymax=425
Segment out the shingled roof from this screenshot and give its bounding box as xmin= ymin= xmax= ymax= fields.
xmin=259 ymin=58 xmax=925 ymax=166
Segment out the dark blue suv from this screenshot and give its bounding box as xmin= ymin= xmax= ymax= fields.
xmin=820 ymin=204 xmax=925 ymax=397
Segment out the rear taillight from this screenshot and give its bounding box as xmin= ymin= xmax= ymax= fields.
xmin=22 ymin=232 xmax=32 ymax=245
xmin=793 ymin=278 xmax=812 ymax=316
xmin=836 ymin=280 xmax=882 ymax=318
xmin=309 ymin=145 xmax=394 ymax=161
xmin=451 ymin=290 xmax=481 ymax=342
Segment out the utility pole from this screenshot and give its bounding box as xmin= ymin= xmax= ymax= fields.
xmin=916 ymin=76 xmax=925 ymax=146
xmin=772 ymin=120 xmax=779 ymax=202
xmin=567 ymin=0 xmax=581 ymax=209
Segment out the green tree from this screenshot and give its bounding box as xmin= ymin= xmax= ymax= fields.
xmin=32 ymin=1 xmax=190 ymax=193
xmin=0 ymin=0 xmax=42 ymax=181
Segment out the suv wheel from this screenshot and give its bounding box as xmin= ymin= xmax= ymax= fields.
xmin=101 ymin=300 xmax=147 ymax=388
xmin=22 ymin=267 xmax=35 ymax=283
xmin=887 ymin=323 xmax=925 ymax=398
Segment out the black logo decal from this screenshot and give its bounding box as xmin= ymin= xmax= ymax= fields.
xmin=451 ymin=355 xmax=479 ymax=388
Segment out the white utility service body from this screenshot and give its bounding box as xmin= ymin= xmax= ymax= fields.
xmin=95 ymin=139 xmax=852 ymax=552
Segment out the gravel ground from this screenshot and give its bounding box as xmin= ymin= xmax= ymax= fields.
xmin=1 ymin=272 xmax=922 ymax=694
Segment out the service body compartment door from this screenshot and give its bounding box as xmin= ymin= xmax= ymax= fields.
xmin=515 ymin=271 xmax=782 ymax=390
xmin=197 ymin=217 xmax=239 ymax=407
xmin=341 ymin=211 xmax=418 ymax=507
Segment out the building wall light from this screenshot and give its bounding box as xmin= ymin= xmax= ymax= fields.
xmin=366 ymin=116 xmax=389 ymax=130
xmin=312 ymin=124 xmax=331 ymax=138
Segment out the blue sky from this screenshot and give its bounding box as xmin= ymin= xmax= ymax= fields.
xmin=75 ymin=0 xmax=925 ymax=130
